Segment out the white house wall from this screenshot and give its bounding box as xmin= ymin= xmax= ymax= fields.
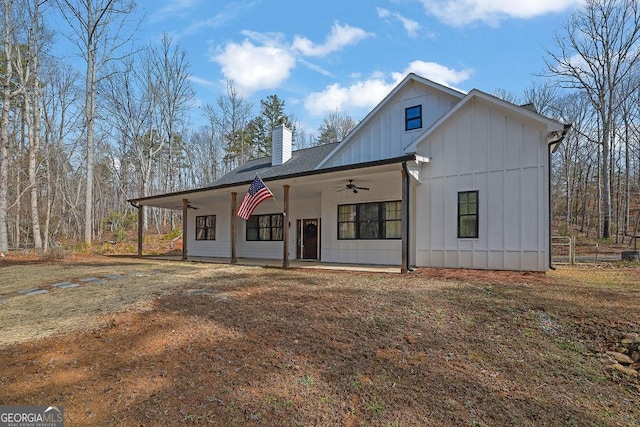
xmin=323 ymin=83 xmax=459 ymax=168
xmin=320 ymin=173 xmax=403 ymax=265
xmin=235 ymin=196 xmax=322 ymax=260
xmin=184 ymin=200 xmax=232 ymax=258
xmin=182 ymin=195 xmax=311 ymax=259
xmin=414 ymin=97 xmax=549 ymax=271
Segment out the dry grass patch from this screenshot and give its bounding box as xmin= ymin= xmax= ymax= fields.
xmin=0 ymin=255 xmax=248 ymax=344
xmin=0 ymin=256 xmax=638 ymax=426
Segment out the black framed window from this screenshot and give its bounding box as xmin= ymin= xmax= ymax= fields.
xmin=337 ymin=204 xmax=357 ymax=239
xmin=405 ymin=105 xmax=422 ymax=131
xmin=195 ymin=215 xmax=216 ymax=240
xmin=458 ymin=191 xmax=478 ymax=238
xmin=338 ymin=201 xmax=401 ymax=240
xmin=384 ymin=201 xmax=402 ymax=239
xmin=246 ymin=213 xmax=284 ymax=241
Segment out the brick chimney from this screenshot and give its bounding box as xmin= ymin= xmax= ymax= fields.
xmin=272 ymin=123 xmax=292 ymax=166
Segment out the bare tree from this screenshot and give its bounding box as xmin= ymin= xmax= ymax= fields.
xmin=491 ymin=88 xmax=520 ymax=104
xmin=41 ymin=60 xmax=83 ymax=248
xmin=202 ymin=80 xmax=254 ymax=172
xmin=523 ymin=81 xmax=560 ymax=117
xmin=149 ymin=33 xmax=194 ymax=194
xmin=101 ymin=56 xmax=158 ymax=229
xmin=56 ymin=0 xmax=136 ymax=245
xmin=0 ymin=0 xmax=24 ymax=252
xmin=552 ymin=91 xmax=598 ymax=234
xmin=316 ymin=110 xmax=358 ymax=145
xmin=13 ymin=0 xmax=52 ymax=249
xmin=545 ymin=0 xmax=640 ymax=238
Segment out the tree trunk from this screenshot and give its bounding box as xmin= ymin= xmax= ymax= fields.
xmin=624 ymin=122 xmax=630 ymax=240
xmin=84 ymin=36 xmax=95 ymax=245
xmin=25 ymin=93 xmax=43 ymax=249
xmin=0 ymin=0 xmax=13 ymax=253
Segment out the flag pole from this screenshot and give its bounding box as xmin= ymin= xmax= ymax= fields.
xmin=255 ymin=173 xmax=284 ymax=213
xmin=254 ymin=173 xmax=289 ymax=268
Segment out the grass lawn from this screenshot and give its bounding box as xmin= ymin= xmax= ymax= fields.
xmin=0 ymin=255 xmax=638 ymax=426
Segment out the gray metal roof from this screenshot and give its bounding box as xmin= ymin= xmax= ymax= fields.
xmin=212 ymin=142 xmax=339 ymax=186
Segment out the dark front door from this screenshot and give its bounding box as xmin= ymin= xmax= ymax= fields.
xmin=301 ymin=219 xmax=319 ymax=260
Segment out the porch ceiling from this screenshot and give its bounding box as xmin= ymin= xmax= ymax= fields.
xmin=135 ymin=163 xmax=404 ymax=210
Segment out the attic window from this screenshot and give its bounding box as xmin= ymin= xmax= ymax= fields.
xmin=405 ymin=105 xmax=422 ymax=131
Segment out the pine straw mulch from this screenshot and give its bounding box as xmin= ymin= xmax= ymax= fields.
xmin=0 ymin=255 xmax=638 ymax=426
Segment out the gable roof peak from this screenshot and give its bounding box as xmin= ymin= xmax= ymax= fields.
xmin=315 ymin=72 xmax=466 ymax=169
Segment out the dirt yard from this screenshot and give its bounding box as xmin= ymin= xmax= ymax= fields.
xmin=0 ymin=254 xmax=638 ymax=426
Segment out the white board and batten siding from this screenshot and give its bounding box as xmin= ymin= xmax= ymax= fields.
xmin=185 ymin=201 xmax=232 ymax=258
xmin=322 ymin=83 xmax=459 ymax=168
xmin=320 ymin=173 xmax=403 ymax=265
xmin=414 ymin=97 xmax=550 ymax=271
xmin=235 ymin=196 xmax=322 ymax=260
xmin=186 ymin=196 xmax=323 ymax=260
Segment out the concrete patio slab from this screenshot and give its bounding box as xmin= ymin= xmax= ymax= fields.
xmin=143 ymin=255 xmax=401 ymax=274
xmin=78 ymin=277 xmax=108 ymax=284
xmin=130 ymin=272 xmax=149 ymax=277
xmin=51 ymin=281 xmax=74 ymax=287
xmin=57 ymin=283 xmax=80 ymax=289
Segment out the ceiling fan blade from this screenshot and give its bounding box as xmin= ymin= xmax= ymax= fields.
xmin=172 ymin=204 xmax=199 ymax=210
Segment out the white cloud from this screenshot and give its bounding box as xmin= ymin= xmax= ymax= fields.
xmin=392 ymin=60 xmax=473 ymax=87
xmin=184 ymin=1 xmax=259 ymax=34
xmin=150 ymin=0 xmax=199 ymax=23
xmin=211 ymin=23 xmax=372 ymax=94
xmin=189 ymin=75 xmax=218 ymax=89
xmin=304 ymin=61 xmax=473 ymax=116
xmin=377 ymin=7 xmax=421 ymax=38
xmin=292 ymin=22 xmax=373 ymax=57
xmin=419 ymin=0 xmax=584 ymax=26
xmin=213 ymin=38 xmax=296 ymax=95
xmin=298 ymin=59 xmax=334 ymax=77
xmin=304 ymin=78 xmax=394 ymax=116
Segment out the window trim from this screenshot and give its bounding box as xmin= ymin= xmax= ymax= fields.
xmin=458 ymin=191 xmax=479 ymax=239
xmin=337 ymin=201 xmax=402 ymax=240
xmin=195 ymin=215 xmax=216 ymax=241
xmin=405 ymin=105 xmax=422 ymax=131
xmin=246 ymin=213 xmax=284 ymax=241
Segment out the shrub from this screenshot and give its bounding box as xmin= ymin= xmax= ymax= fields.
xmin=39 ymin=247 xmax=66 ymax=260
xmin=165 ymin=228 xmax=183 ymax=241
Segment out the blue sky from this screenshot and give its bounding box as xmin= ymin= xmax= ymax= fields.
xmin=96 ymin=0 xmax=585 ymax=133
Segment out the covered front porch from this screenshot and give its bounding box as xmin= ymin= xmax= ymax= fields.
xmin=129 ymin=157 xmax=419 ymax=273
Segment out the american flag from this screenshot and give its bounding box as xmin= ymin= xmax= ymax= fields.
xmin=237 ymin=176 xmax=274 ymax=220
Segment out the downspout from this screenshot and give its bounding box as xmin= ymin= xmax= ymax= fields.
xmin=547 ymin=145 xmax=555 ymax=271
xmin=401 ymin=161 xmax=412 ymax=272
xmin=547 ymin=124 xmax=571 ymax=271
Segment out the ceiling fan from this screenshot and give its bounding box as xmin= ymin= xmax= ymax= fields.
xmin=338 ymin=179 xmax=370 ymax=194
xmin=171 ymin=203 xmax=199 ymax=210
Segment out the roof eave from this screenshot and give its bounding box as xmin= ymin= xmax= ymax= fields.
xmin=128 ymin=154 xmax=416 ymax=205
